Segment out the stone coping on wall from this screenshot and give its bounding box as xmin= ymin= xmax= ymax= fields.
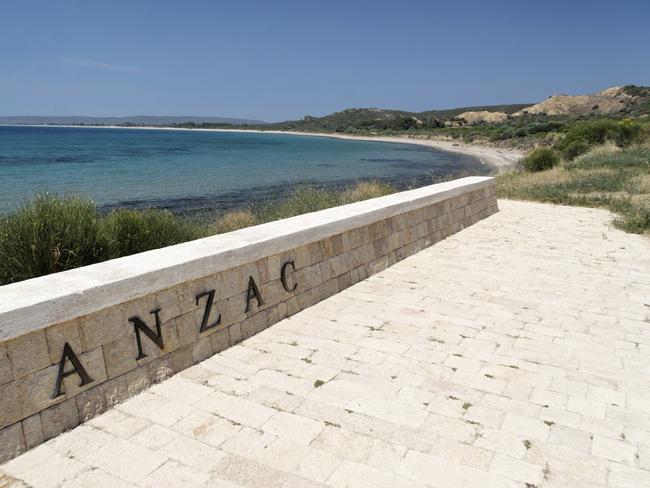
xmin=0 ymin=176 xmax=495 ymax=341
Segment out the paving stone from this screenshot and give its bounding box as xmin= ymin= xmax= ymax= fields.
xmin=83 ymin=436 xmax=167 ymax=483
xmin=170 ymin=411 xmax=240 ymax=447
xmin=60 ymin=469 xmax=133 ymax=488
xmin=139 ymin=460 xmax=211 ymax=488
xmin=195 ymin=391 xmax=276 ymax=428
xmin=591 ymin=435 xmax=638 ymax=464
xmin=4 ymin=200 xmax=650 ymax=488
xmin=130 ymin=423 xmax=180 ymax=450
xmin=158 ymin=435 xmax=227 ymax=472
xmin=328 ymin=459 xmax=428 ymax=488
xmin=212 ymin=454 xmax=289 ymax=488
xmin=3 ymin=444 xmax=87 ymax=488
xmin=489 ymin=453 xmax=544 ymax=484
xmin=261 ymin=411 xmax=324 ymax=445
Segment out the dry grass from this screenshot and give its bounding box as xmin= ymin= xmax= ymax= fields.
xmin=340 ymin=181 xmax=394 ymax=204
xmin=212 ymin=210 xmax=257 ymax=234
xmin=497 ymin=144 xmax=650 ymax=234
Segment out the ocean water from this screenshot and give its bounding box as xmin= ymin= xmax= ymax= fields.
xmin=0 ymin=126 xmax=489 ymax=215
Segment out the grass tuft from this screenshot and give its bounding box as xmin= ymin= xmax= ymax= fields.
xmin=101 ymin=209 xmax=203 ymax=259
xmin=0 ymin=194 xmax=106 ymax=285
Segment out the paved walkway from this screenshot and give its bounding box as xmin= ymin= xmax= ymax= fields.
xmin=2 ymin=200 xmax=650 ymax=488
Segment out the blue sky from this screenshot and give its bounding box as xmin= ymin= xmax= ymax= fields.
xmin=1 ymin=0 xmax=649 ymax=121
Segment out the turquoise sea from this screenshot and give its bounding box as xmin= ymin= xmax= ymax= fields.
xmin=0 ymin=126 xmax=488 ymax=215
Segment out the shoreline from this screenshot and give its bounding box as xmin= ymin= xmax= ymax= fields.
xmin=1 ymin=124 xmax=523 ymax=170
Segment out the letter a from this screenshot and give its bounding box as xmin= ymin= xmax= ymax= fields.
xmin=52 ymin=343 xmax=94 ymax=399
xmin=245 ymin=276 xmax=265 ymax=313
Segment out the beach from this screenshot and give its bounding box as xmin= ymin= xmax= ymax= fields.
xmin=2 ymin=124 xmax=523 ymax=170
xmin=263 ymin=131 xmax=523 ymax=170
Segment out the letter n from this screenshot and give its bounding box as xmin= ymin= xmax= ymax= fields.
xmin=52 ymin=343 xmax=94 ymax=399
xmin=245 ymin=276 xmax=265 ymax=313
xmin=129 ymin=309 xmax=164 ymax=360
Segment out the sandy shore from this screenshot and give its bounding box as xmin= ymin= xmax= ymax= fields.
xmin=2 ymin=124 xmax=523 ymax=170
xmin=253 ymin=131 xmax=523 ymax=170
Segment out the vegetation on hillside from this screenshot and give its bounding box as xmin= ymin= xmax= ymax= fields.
xmin=170 ymin=85 xmax=650 ymax=150
xmin=0 ymin=181 xmax=394 ymax=285
xmin=497 ymin=117 xmax=650 ymax=235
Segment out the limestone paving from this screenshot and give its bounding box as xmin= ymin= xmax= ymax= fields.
xmin=2 ymin=200 xmax=649 ymax=488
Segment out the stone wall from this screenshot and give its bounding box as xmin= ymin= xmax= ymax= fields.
xmin=0 ymin=176 xmax=497 ymax=461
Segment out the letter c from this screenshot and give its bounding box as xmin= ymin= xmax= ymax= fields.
xmin=281 ymin=260 xmax=298 ymax=293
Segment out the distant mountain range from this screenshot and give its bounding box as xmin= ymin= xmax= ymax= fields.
xmin=0 ymin=115 xmax=266 ymax=126
xmin=3 ymin=85 xmax=648 ymax=133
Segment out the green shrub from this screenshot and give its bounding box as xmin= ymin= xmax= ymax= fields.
xmin=101 ymin=209 xmax=203 ymax=258
xmin=560 ymin=139 xmax=590 ymax=160
xmin=616 ymin=119 xmax=644 ymax=146
xmin=610 ymin=199 xmax=650 ymax=234
xmin=521 ymin=148 xmax=560 ymax=172
xmin=0 ymin=194 xmax=106 ymax=285
xmin=554 ymin=119 xmax=646 ymax=160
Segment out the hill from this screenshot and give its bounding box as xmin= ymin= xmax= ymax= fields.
xmin=512 ymin=86 xmax=638 ymax=117
xmin=264 ymin=103 xmax=531 ymax=133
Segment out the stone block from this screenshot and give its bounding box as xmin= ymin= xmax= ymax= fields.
xmin=21 ymin=414 xmax=43 ymax=449
xmin=368 ymin=220 xmax=388 ymax=242
xmin=0 ymin=343 xmax=12 ymax=386
xmin=123 ymin=365 xmax=153 ymax=397
xmin=228 ymin=323 xmax=243 ymax=345
xmin=121 ymin=288 xmax=182 ymax=329
xmin=6 ymin=329 xmax=50 ymax=379
xmin=0 ymin=365 xmax=67 ymax=429
xmin=76 ymin=375 xmax=128 ymax=422
xmin=0 ymin=423 xmax=25 ymax=463
xmin=320 ymin=234 xmax=344 ymax=259
xmin=190 ymin=336 xmax=213 ymax=364
xmin=267 ymin=301 xmax=289 ymax=324
xmin=299 ymin=241 xmax=324 ymax=266
xmin=40 ymin=398 xmax=79 ymax=441
xmin=176 ymin=273 xmax=226 ymax=315
xmin=174 ymin=312 xmax=201 ymax=348
xmin=209 ymin=327 xmax=231 ymax=354
xmin=102 ymin=335 xmax=138 ymax=379
xmin=45 ymin=319 xmax=83 ymax=365
xmin=293 ymin=262 xmax=323 ymax=292
xmin=79 ymin=304 xmax=128 ymax=351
